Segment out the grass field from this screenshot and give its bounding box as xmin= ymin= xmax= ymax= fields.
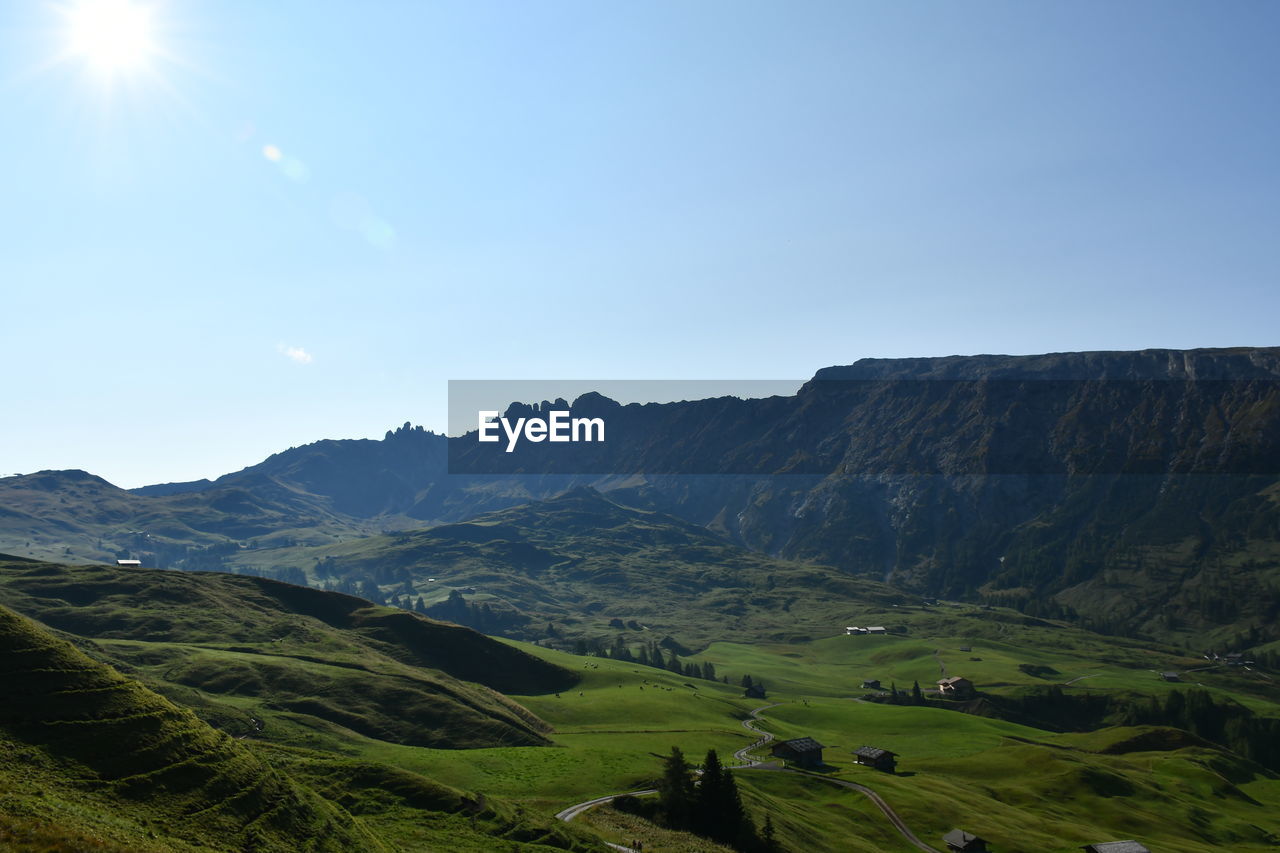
xmin=396 ymin=639 xmax=1280 ymax=853
xmin=5 ymin=557 xmax=1280 ymax=852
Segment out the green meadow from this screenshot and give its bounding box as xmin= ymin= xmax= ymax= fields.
xmin=390 ymin=638 xmax=1280 ymax=853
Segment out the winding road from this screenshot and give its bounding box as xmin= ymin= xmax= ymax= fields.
xmin=557 ymin=702 xmax=944 ymax=853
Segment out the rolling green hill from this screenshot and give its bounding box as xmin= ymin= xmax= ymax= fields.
xmin=0 ymin=601 xmax=383 ymax=852
xmin=0 ymin=556 xmax=575 ymax=750
xmin=221 ymin=487 xmax=908 ymax=650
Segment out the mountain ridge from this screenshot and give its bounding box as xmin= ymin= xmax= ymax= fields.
xmin=4 ymin=346 xmax=1279 ymax=646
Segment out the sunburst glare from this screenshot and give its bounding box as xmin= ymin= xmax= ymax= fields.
xmin=64 ymin=0 xmax=157 ymax=76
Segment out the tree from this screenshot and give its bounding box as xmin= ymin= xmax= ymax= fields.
xmin=695 ymin=749 xmax=746 ymax=843
xmin=760 ymin=814 xmax=780 ymax=853
xmin=657 ymin=747 xmax=696 ymax=830
xmin=911 ymin=680 xmax=924 ymax=705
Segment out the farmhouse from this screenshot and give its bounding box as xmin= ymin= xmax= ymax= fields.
xmin=937 ymin=676 xmax=975 ymax=699
xmin=866 ymin=626 xmax=887 ymax=634
xmin=1080 ymin=843 xmax=1151 ymax=853
xmin=852 ymin=745 xmax=897 ymax=772
xmin=116 ymin=559 xmax=142 ymax=567
xmin=770 ymin=737 xmax=824 ymax=768
xmin=845 ymin=626 xmax=868 ymax=634
xmin=942 ymin=828 xmax=988 ymax=852
xmin=1160 ymin=671 xmax=1181 ymax=682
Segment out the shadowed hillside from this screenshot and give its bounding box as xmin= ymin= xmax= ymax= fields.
xmin=0 ymin=602 xmax=384 ymax=852
xmin=0 ymin=558 xmax=577 ymax=750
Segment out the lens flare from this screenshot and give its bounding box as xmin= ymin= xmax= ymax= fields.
xmin=66 ymin=0 xmax=156 ymax=75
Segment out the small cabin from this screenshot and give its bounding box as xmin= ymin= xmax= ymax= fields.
xmin=866 ymin=626 xmax=887 ymax=634
xmin=116 ymin=559 xmax=142 ymax=567
xmin=861 ymin=679 xmax=882 ymax=690
xmin=943 ymin=828 xmax=989 ymax=852
xmin=845 ymin=626 xmax=868 ymax=635
xmin=771 ymin=737 xmax=824 ymax=769
xmin=1081 ymin=843 xmax=1151 ymax=853
xmin=852 ymin=745 xmax=897 ymax=772
xmin=937 ymin=676 xmax=975 ymax=699
xmin=1160 ymin=671 xmax=1181 ymax=682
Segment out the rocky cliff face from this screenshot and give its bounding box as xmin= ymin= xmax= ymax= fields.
xmin=6 ymin=347 xmax=1279 ymax=641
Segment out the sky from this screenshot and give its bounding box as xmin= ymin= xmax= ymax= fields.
xmin=2 ymin=0 xmax=1278 ymax=488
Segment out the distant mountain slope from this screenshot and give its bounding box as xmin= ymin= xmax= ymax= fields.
xmin=0 ymin=467 xmax=378 ymax=566
xmin=3 ymin=347 xmax=1279 ymax=645
xmin=0 ymin=558 xmax=576 ymax=749
xmin=236 ymin=487 xmax=908 ymax=650
xmin=0 ymin=601 xmax=383 ymax=852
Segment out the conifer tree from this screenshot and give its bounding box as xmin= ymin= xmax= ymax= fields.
xmin=761 ymin=814 xmax=779 ymax=852
xmin=695 ymin=749 xmax=746 ymax=844
xmin=657 ymin=747 xmax=696 ymax=830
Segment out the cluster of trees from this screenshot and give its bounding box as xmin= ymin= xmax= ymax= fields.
xmin=613 ymin=748 xmax=778 ymax=852
xmin=995 ymin=686 xmax=1280 ymax=773
xmin=1120 ymin=688 xmax=1280 ymax=771
xmin=578 ymin=637 xmax=723 ymax=683
xmin=877 ymin=680 xmax=928 ymax=706
xmin=422 ymin=589 xmax=529 ymax=634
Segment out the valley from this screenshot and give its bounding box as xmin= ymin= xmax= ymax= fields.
xmin=3 ymin=349 xmax=1280 ymax=851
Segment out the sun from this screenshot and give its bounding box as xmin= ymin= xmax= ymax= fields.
xmin=65 ymin=0 xmax=157 ymax=75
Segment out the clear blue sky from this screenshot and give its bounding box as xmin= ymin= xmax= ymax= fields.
xmin=3 ymin=1 xmax=1278 ymax=488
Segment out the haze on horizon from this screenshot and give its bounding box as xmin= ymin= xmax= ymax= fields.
xmin=2 ymin=1 xmax=1278 ymax=489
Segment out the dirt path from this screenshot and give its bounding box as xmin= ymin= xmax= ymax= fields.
xmin=1061 ymin=673 xmax=1102 ymax=685
xmin=557 ymin=702 xmax=943 ymax=853
xmin=733 ymin=702 xmax=782 ymax=765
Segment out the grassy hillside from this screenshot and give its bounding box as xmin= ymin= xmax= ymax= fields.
xmin=223 ymin=487 xmax=908 ymax=650
xmin=0 ymin=602 xmax=382 ymax=852
xmin=0 ymin=557 xmax=575 ymax=751
xmin=0 ymin=563 xmax=610 ymax=852
xmin=0 ymin=469 xmax=380 ymax=567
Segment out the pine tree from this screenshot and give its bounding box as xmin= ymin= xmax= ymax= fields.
xmin=761 ymin=814 xmax=779 ymax=852
xmin=911 ymin=680 xmax=924 ymax=705
xmin=695 ymin=749 xmax=746 ymax=843
xmin=889 ymin=681 xmax=900 ymax=705
xmin=657 ymin=747 xmax=696 ymax=830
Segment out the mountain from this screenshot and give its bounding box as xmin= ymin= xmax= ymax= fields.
xmin=4 ymin=347 xmax=1279 ymax=645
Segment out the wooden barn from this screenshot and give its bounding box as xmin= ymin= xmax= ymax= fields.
xmin=770 ymin=737 xmax=824 ymax=768
xmin=852 ymin=745 xmax=897 ymax=772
